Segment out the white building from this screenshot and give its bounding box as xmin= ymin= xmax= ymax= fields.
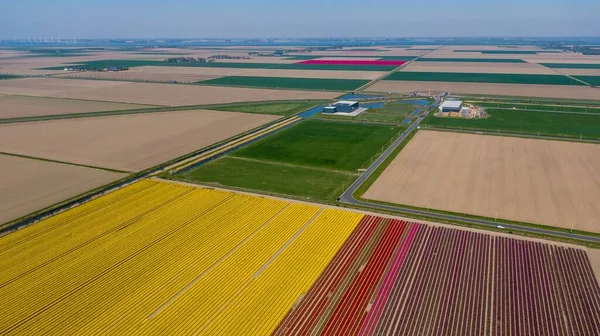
xmin=439 ymin=100 xmax=463 ymax=113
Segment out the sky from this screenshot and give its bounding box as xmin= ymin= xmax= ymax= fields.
xmin=1 ymin=0 xmax=599 ymax=39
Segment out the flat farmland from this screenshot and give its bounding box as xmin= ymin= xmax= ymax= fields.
xmin=423 ymin=108 xmax=600 ymax=139
xmin=276 ymin=221 xmax=600 ymax=335
xmin=0 ymin=95 xmax=154 ymax=119
xmin=367 ymin=80 xmax=600 ymax=100
xmin=0 ymin=154 xmax=125 ymax=225
xmin=1 ymin=179 xmax=599 ymax=334
xmin=0 ymin=78 xmax=339 ymax=106
xmin=401 ymin=62 xmax=555 ymax=74
xmin=385 ymin=71 xmax=584 ymax=85
xmin=0 ymin=180 xmax=362 ymax=335
xmin=364 ymin=131 xmax=600 ymax=232
xmin=0 ymin=110 xmax=278 ymax=172
xmin=54 ymin=70 xmax=221 ymax=83
xmin=233 ymin=120 xmax=400 ymax=171
xmin=198 ymin=76 xmax=370 ymax=91
xmin=183 ymin=120 xmax=400 ymax=200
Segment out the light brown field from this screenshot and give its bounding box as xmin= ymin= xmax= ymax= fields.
xmin=0 ymin=78 xmax=339 ymax=106
xmin=117 ymin=65 xmax=384 ymax=80
xmin=0 ymin=110 xmax=278 ymax=171
xmin=0 ymin=95 xmax=155 ymax=119
xmin=553 ymin=69 xmax=600 ymax=76
xmin=587 ymin=248 xmax=600 ymax=282
xmin=367 ymin=80 xmax=600 ymax=100
xmin=0 ymin=154 xmax=125 ymax=225
xmin=401 ymin=62 xmax=556 ymax=74
xmin=364 ymin=131 xmax=600 ymax=232
xmin=54 ymin=71 xmax=220 ymax=83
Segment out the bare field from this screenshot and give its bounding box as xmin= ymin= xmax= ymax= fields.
xmin=0 ymin=78 xmax=339 ymax=106
xmin=0 ymin=154 xmax=126 ymax=225
xmin=401 ymin=62 xmax=556 ymax=74
xmin=54 ymin=71 xmax=220 ymax=83
xmin=554 ymin=69 xmax=600 ymax=76
xmin=367 ymin=80 xmax=600 ymax=100
xmin=588 ymin=248 xmax=600 ymax=282
xmin=364 ymin=131 xmax=600 ymax=232
xmin=124 ymin=66 xmax=385 ymax=80
xmin=0 ymin=95 xmax=155 ymax=119
xmin=0 ymin=110 xmax=278 ymax=171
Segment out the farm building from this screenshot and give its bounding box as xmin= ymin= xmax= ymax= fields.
xmin=322 ymin=100 xmax=360 ymax=113
xmin=439 ymin=100 xmax=463 ymax=113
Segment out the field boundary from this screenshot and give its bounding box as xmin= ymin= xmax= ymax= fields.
xmin=0 ymin=151 xmax=130 ymax=173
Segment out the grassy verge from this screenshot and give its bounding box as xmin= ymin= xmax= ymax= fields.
xmin=339 ymin=202 xmax=600 ymax=248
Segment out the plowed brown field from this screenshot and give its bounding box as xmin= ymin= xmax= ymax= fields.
xmin=0 ymin=95 xmax=154 ymax=119
xmin=0 ymin=78 xmax=339 ymax=106
xmin=364 ymin=131 xmax=600 ymax=232
xmin=0 ymin=154 xmax=125 ymax=225
xmin=0 ymin=110 xmax=278 ymax=171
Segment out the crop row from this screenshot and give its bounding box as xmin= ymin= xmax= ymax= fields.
xmin=276 ymin=222 xmax=600 ymax=335
xmin=0 ymin=180 xmax=365 ymax=335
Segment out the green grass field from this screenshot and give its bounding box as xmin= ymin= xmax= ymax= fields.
xmin=197 ymin=76 xmax=370 ymax=91
xmin=205 ymin=100 xmax=326 ymax=116
xmin=384 ymin=71 xmax=584 ymax=86
xmin=179 ymin=156 xmax=355 ymax=201
xmin=40 ymin=60 xmax=280 ymax=70
xmin=574 ymin=76 xmax=600 ymax=86
xmin=415 ymin=58 xmax=526 ymax=63
xmin=540 ymin=63 xmax=600 ymax=69
xmin=423 ymin=108 xmax=600 ymax=139
xmin=274 ymin=63 xmax=398 ymax=71
xmin=179 ymin=119 xmax=400 ymax=200
xmin=232 ymin=119 xmax=400 ymax=171
xmin=318 ymin=101 xmax=420 ymax=124
xmin=466 ymin=101 xmax=600 ymax=114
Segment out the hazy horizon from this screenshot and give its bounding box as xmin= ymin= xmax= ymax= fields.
xmin=2 ymin=0 xmax=599 ymax=39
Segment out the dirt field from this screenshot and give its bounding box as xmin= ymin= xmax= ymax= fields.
xmin=0 ymin=95 xmax=155 ymax=119
xmin=0 ymin=154 xmax=125 ymax=225
xmin=364 ymin=131 xmax=600 ymax=232
xmin=401 ymin=62 xmax=556 ymax=74
xmin=112 ymin=65 xmax=385 ymax=80
xmin=587 ymin=248 xmax=600 ymax=282
xmin=54 ymin=71 xmax=220 ymax=83
xmin=0 ymin=110 xmax=278 ymax=171
xmin=554 ymin=69 xmax=600 ymax=76
xmin=0 ymin=78 xmax=339 ymax=106
xmin=367 ymin=80 xmax=600 ymax=100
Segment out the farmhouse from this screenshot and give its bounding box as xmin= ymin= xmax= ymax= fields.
xmin=438 ymin=99 xmax=463 ymax=112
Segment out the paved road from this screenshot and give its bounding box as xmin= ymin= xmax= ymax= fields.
xmin=339 ymin=98 xmax=600 ymax=245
